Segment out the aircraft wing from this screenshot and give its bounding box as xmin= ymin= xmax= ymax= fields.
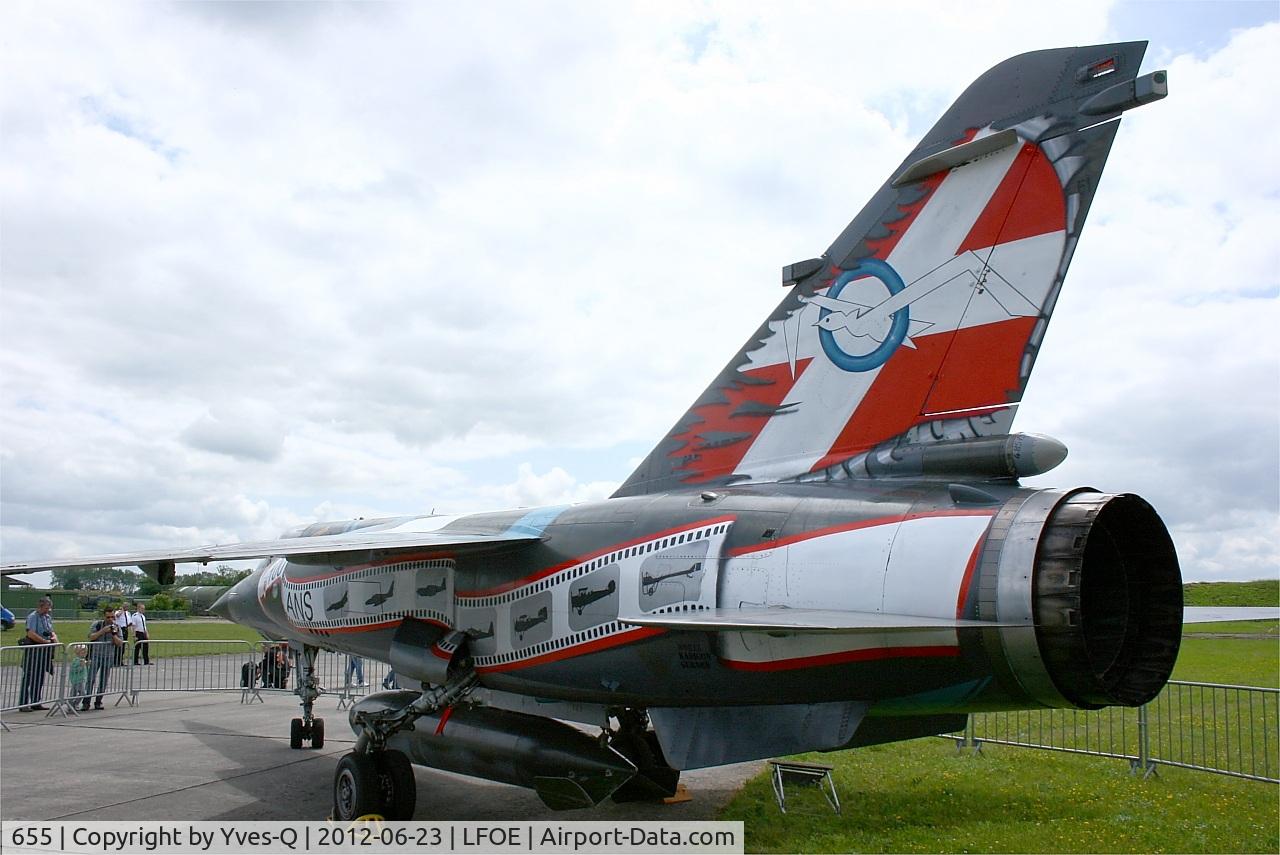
xmin=1182 ymin=607 xmax=1279 ymax=623
xmin=620 ymin=607 xmax=1022 ymax=633
xmin=0 ymin=529 xmax=541 ymax=576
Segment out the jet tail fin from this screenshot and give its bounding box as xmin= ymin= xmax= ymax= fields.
xmin=617 ymin=43 xmax=1165 ymax=496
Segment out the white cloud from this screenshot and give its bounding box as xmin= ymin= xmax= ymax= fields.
xmin=0 ymin=2 xmax=1275 ymax=583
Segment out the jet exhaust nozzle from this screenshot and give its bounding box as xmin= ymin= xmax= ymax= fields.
xmin=986 ymin=490 xmax=1183 ymax=709
xmin=350 ymin=692 xmax=636 ymax=810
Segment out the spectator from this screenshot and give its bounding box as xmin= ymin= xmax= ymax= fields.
xmin=68 ymin=644 xmax=88 ymax=709
xmin=261 ymin=644 xmax=291 ymax=689
xmin=113 ymin=603 xmax=130 ymax=665
xmin=84 ymin=606 xmax=124 ymax=710
xmin=19 ymin=596 xmax=58 ymax=711
xmin=130 ymin=602 xmax=151 ymax=665
xmin=346 ymin=655 xmax=366 ymax=687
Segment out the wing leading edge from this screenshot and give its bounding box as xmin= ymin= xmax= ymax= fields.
xmin=0 ymin=529 xmax=541 ymax=577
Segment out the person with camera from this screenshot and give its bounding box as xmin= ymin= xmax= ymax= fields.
xmin=84 ymin=605 xmax=124 ymax=711
xmin=18 ymin=596 xmax=58 ymax=711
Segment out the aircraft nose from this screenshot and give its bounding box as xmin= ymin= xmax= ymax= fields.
xmin=210 ymin=574 xmax=257 ymax=624
xmin=209 ymin=586 xmax=237 ymax=621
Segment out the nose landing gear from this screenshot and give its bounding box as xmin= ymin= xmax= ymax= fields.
xmin=288 ymin=644 xmax=325 ymax=750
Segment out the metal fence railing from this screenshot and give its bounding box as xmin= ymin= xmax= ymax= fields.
xmin=1 ymin=640 xmax=396 ymax=725
xmin=951 ymin=680 xmax=1279 ymax=784
xmin=252 ymin=642 xmax=393 ymax=709
xmin=7 ymin=639 xmax=1277 ymax=785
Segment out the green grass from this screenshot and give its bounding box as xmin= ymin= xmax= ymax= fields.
xmin=1172 ymin=637 xmax=1279 ymax=687
xmin=1184 ymin=580 xmax=1278 ymax=607
xmin=1184 ymin=620 xmax=1278 ymax=638
xmin=50 ymin=619 xmax=263 ymax=645
xmin=722 ymin=635 xmax=1279 ymax=853
xmin=723 ymin=741 xmax=1278 ymax=853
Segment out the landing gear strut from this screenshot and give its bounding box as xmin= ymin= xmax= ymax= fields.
xmin=332 ymin=651 xmax=477 ymax=821
xmin=605 ymin=708 xmax=680 ymax=802
xmin=289 ymin=644 xmax=325 ymax=750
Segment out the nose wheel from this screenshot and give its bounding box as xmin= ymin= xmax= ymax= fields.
xmin=288 ymin=643 xmax=325 ymax=750
xmin=290 ymin=716 xmax=325 ymax=749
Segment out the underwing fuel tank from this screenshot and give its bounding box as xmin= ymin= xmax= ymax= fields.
xmin=349 ymin=692 xmax=636 ymax=810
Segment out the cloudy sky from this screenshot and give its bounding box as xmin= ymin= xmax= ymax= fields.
xmin=1 ymin=1 xmax=1276 ymax=584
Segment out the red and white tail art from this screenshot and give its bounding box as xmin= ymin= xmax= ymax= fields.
xmin=617 ymin=43 xmax=1165 ymax=496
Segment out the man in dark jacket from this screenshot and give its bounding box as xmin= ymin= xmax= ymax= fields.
xmin=19 ymin=597 xmax=58 ymax=711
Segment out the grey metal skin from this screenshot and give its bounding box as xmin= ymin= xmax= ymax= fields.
xmin=214 ymin=480 xmax=1182 ymax=716
xmin=350 ymin=691 xmax=637 ymax=810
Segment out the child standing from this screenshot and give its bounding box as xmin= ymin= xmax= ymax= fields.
xmin=68 ymin=644 xmax=88 ymax=709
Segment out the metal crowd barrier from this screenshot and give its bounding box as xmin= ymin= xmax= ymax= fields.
xmin=11 ymin=637 xmax=1274 ymax=786
xmin=0 ymin=640 xmax=391 ymax=722
xmin=1 ymin=642 xmax=67 ymax=727
xmin=251 ymin=642 xmax=392 ymax=709
xmin=952 ymin=680 xmax=1279 ymax=783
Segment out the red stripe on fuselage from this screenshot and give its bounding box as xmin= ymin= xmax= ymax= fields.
xmin=726 ymin=508 xmax=995 ymax=557
xmin=720 ymin=645 xmax=960 ymax=672
xmin=476 ymin=626 xmax=665 ymax=674
xmin=297 ymin=616 xmax=448 ymax=635
xmin=457 ymin=515 xmax=736 ymax=598
xmin=955 ymin=534 xmax=987 ymax=619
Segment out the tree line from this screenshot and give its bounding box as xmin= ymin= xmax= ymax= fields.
xmin=51 ymin=564 xmax=252 ymax=594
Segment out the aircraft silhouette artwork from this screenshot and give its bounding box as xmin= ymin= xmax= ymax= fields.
xmin=466 ymin=622 xmax=495 ymax=641
xmin=364 ymin=580 xmax=395 ymax=608
xmin=325 ymin=590 xmax=348 ymax=613
xmin=9 ymin=43 xmax=1246 ymax=823
xmin=514 ymin=607 xmax=549 ymax=639
xmin=571 ymin=580 xmax=617 ymax=615
xmin=417 ymin=579 xmax=447 ymax=598
xmin=640 ymin=564 xmax=701 ymax=597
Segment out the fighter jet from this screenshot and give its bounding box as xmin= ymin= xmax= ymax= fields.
xmin=571 ymin=580 xmax=617 ymax=615
xmin=5 ymin=43 xmax=1213 ymax=822
xmin=325 ymin=590 xmax=348 ymax=613
xmin=640 ymin=564 xmax=701 ymax=597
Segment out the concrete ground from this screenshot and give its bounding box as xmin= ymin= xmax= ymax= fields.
xmin=0 ymin=691 xmax=761 ymax=822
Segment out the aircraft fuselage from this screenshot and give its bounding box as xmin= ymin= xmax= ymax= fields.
xmin=216 ymin=479 xmax=1180 ymax=717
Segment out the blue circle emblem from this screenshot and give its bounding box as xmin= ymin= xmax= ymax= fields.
xmin=818 ymin=258 xmax=909 ymax=372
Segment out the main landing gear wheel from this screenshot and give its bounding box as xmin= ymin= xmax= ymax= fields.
xmin=333 ymin=754 xmax=382 ymax=821
xmin=332 ymin=751 xmax=417 ymax=821
xmin=290 ymin=717 xmax=326 ymax=749
xmin=374 ymin=750 xmax=417 ymax=820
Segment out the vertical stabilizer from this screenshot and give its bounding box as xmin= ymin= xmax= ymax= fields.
xmin=616 ymin=42 xmax=1164 ymax=497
